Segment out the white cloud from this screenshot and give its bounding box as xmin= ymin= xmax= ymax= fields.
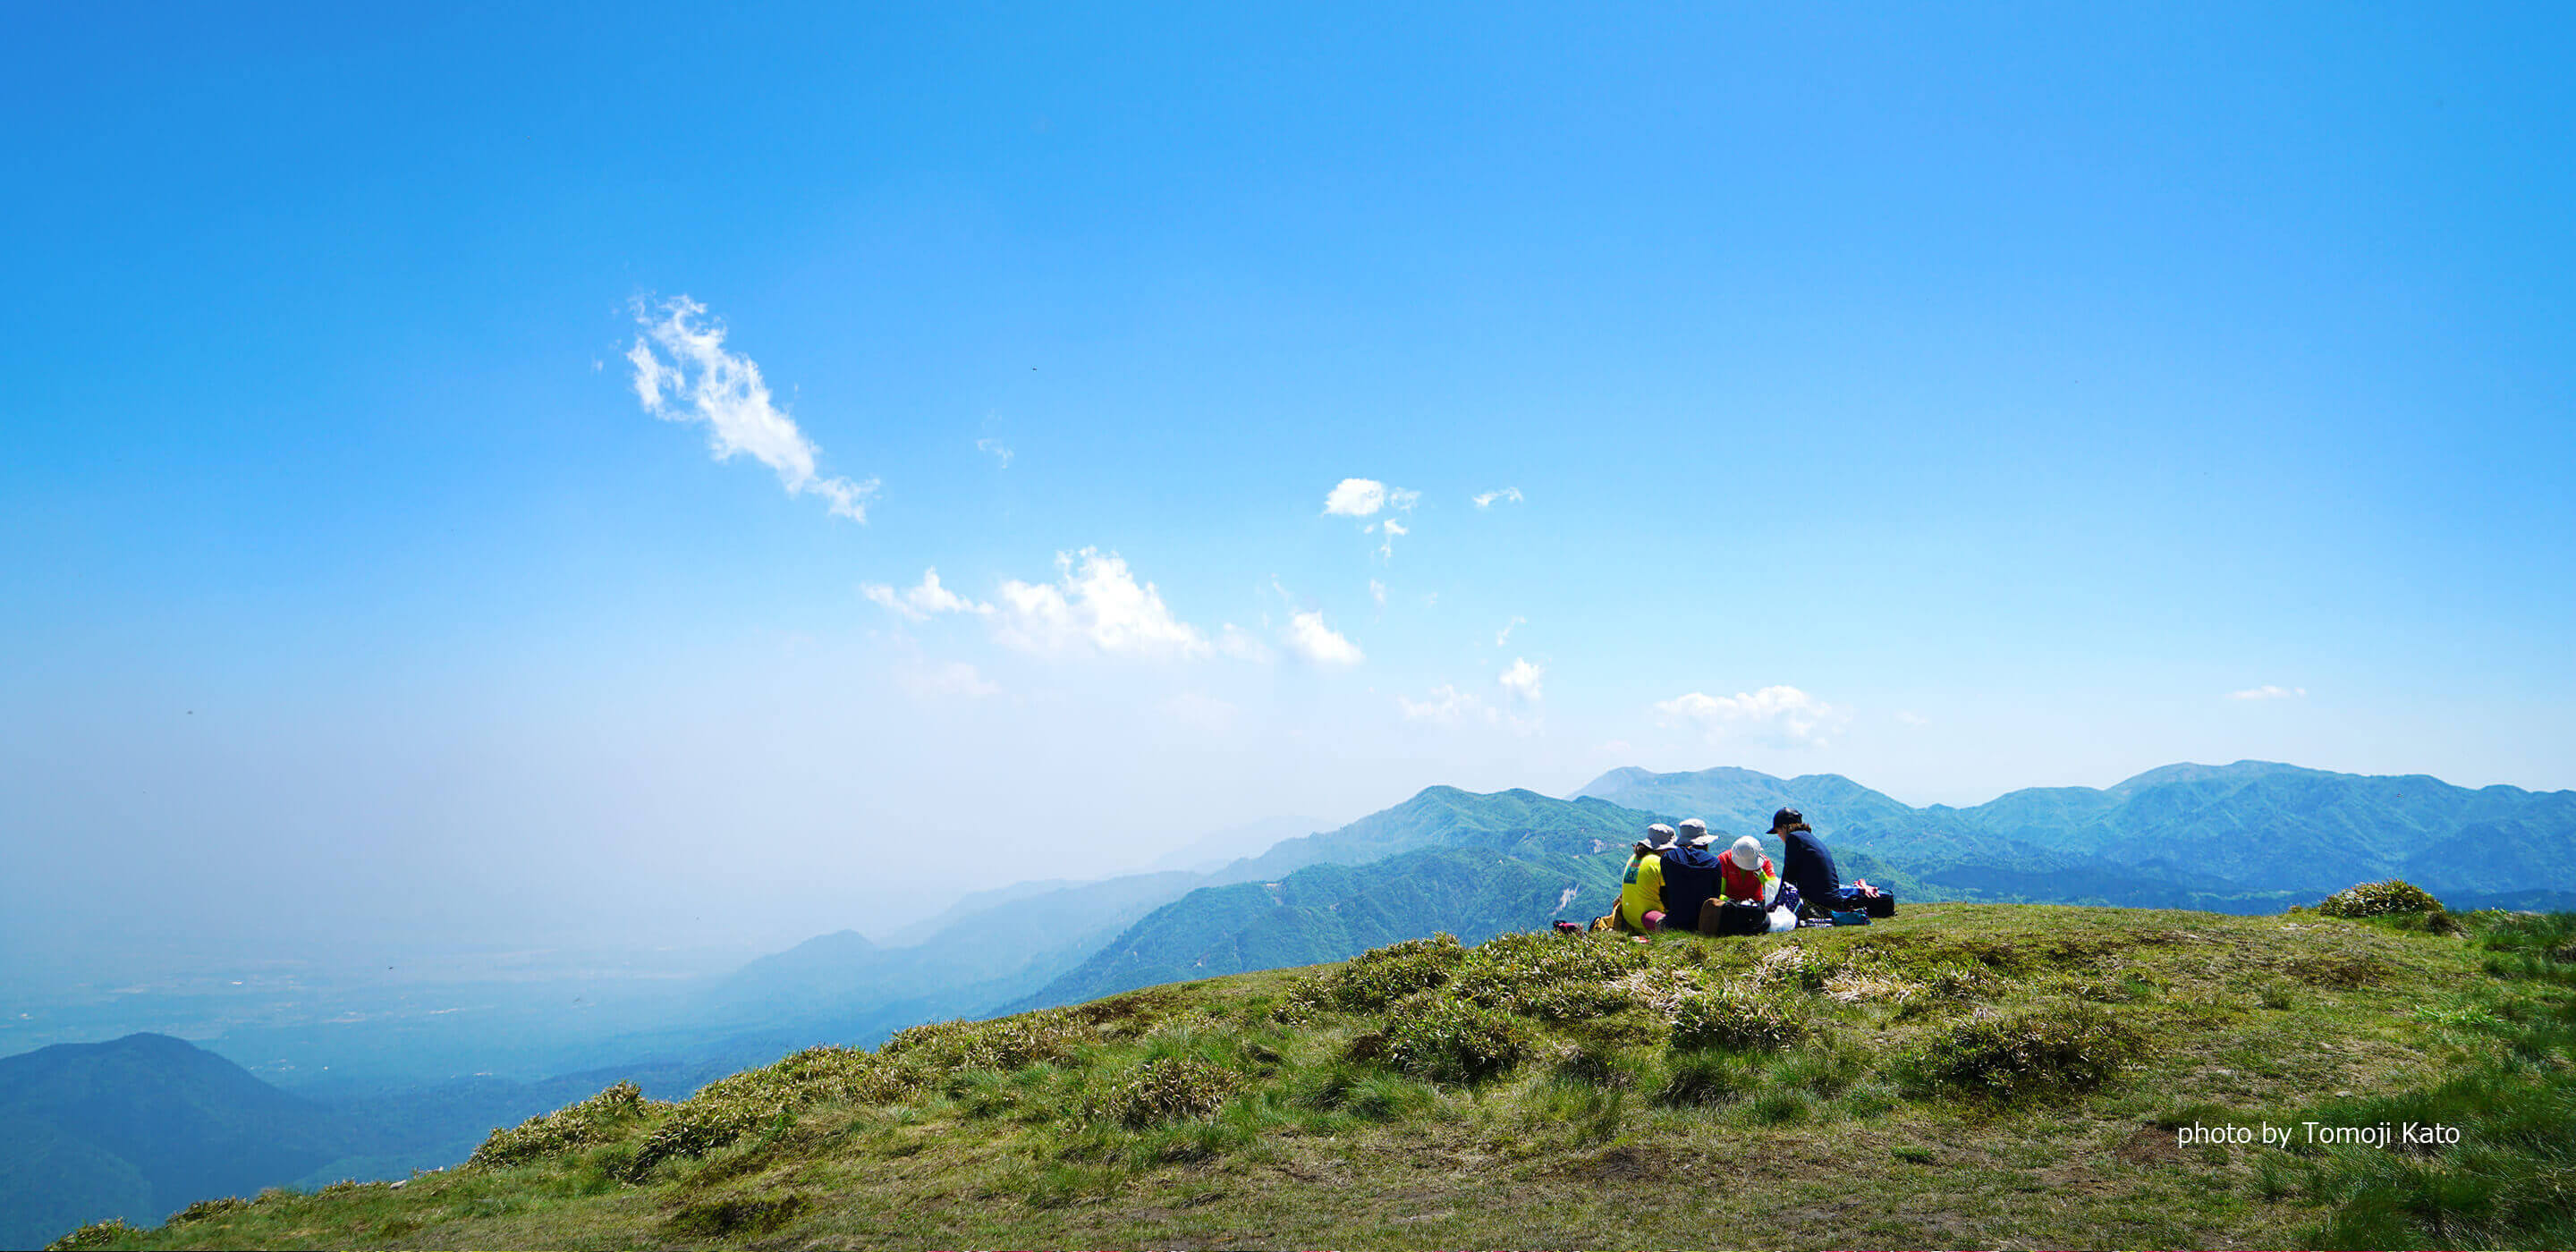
xmin=1472 ymin=486 xmax=1524 ymax=509
xmin=2227 ymin=685 xmax=2308 ymax=700
xmin=1282 ymin=610 xmax=1365 ymax=667
xmin=1399 ymin=684 xmax=1492 ymax=725
xmin=1894 ymin=710 xmax=1929 ymax=726
xmin=896 ymin=661 xmax=1000 ymax=699
xmin=1369 ymin=579 xmax=1387 ymax=609
xmin=860 ymin=568 xmax=994 ymax=622
xmin=1326 ymin=478 xmax=1421 ymax=557
xmin=1654 ymin=685 xmax=1846 ymax=748
xmin=1375 ymin=518 xmax=1409 ymax=561
xmin=1499 ymin=657 xmax=1544 ymax=703
xmin=1396 ymin=681 xmax=1537 ymax=735
xmin=1324 ymin=478 xmax=1389 ymax=517
xmin=1496 ymin=615 xmax=1526 ymax=647
xmin=976 ymin=437 xmax=1013 ymax=468
xmin=994 ymin=548 xmax=1212 ymax=660
xmin=626 ymin=296 xmax=878 ymax=520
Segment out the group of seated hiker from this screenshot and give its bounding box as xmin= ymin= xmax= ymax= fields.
xmin=1599 ymin=808 xmax=1894 ymax=936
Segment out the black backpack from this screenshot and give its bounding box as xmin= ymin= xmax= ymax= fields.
xmin=1707 ymin=899 xmax=1768 ymax=936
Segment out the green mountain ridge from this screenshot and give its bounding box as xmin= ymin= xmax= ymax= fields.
xmin=59 ymin=902 xmax=2576 ymax=1250
xmin=1580 ymin=759 xmax=2576 ymax=900
xmin=0 ymin=1035 xmax=352 ymax=1249
xmin=16 ymin=758 xmax=2574 ymax=1246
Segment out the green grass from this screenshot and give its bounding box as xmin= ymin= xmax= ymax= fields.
xmin=52 ymin=902 xmax=2572 ymax=1251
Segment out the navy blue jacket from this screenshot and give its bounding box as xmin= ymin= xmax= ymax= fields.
xmin=1655 ymin=843 xmax=1730 ymax=931
xmin=1781 ymin=827 xmax=1855 ymax=911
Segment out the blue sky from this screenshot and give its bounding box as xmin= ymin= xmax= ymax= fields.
xmin=4 ymin=4 xmax=2572 ymax=961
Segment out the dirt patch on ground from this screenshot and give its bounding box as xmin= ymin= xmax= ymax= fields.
xmin=2114 ymin=1123 xmax=2188 ymax=1167
xmin=2284 ymin=952 xmax=2393 ymax=987
xmin=1071 ymin=986 xmax=1185 ymax=1036
xmin=1567 ymin=1144 xmax=1652 ymax=1180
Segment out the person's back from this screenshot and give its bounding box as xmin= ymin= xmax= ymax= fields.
xmin=1772 ymin=807 xmax=1890 ymax=916
xmin=1780 ymin=825 xmax=1841 ymax=908
xmin=1616 ymin=842 xmax=1669 ymax=931
xmin=1657 ymin=841 xmax=1730 ymax=932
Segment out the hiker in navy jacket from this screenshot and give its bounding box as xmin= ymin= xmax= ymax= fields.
xmin=1773 ymin=808 xmax=1886 ymax=915
xmin=1655 ymin=837 xmax=1733 ymax=933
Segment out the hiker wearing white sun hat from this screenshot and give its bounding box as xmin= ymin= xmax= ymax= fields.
xmin=1719 ymin=835 xmax=1779 ymax=905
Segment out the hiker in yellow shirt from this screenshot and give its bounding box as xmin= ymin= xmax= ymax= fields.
xmin=1614 ymin=824 xmax=1677 ymax=934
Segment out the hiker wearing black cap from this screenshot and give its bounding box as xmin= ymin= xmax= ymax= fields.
xmin=1773 ymin=808 xmax=1893 ymax=918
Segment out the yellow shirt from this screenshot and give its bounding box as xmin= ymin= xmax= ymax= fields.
xmin=1618 ymin=850 xmax=1666 ymax=929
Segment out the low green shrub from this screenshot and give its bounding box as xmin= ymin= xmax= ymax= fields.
xmin=877 ymin=1011 xmax=1086 ymax=1082
xmin=1515 ymin=979 xmax=1645 ymax=1021
xmin=468 ymin=1079 xmax=660 ymax=1168
xmin=2317 ymin=880 xmax=2445 ymax=918
xmin=663 ymin=1191 xmax=810 ymax=1239
xmin=614 ymin=1048 xmax=882 ymax=1180
xmin=1094 ymin=1057 xmax=1238 ymax=1128
xmin=1378 ymin=994 xmax=1536 ymax=1084
xmin=1748 ymin=1087 xmax=1811 ymax=1124
xmin=167 ymin=1197 xmax=250 ymax=1225
xmin=1655 ymin=1050 xmax=1752 ymax=1106
xmin=44 ymin=1219 xmax=139 ymax=1251
xmin=1445 ymin=930 xmax=1647 ymax=1014
xmin=1669 ymin=986 xmax=1807 ymax=1053
xmin=1553 ymin=1043 xmax=1637 ymax=1089
xmin=1901 ymin=1004 xmax=2138 ymax=1100
xmin=1297 ymin=934 xmax=1465 ymax=1012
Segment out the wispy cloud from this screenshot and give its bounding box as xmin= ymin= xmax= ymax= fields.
xmin=1282 ymin=610 xmax=1365 ymax=667
xmin=1472 ymin=486 xmax=1524 ymax=509
xmin=2227 ymin=685 xmax=2309 ymax=700
xmin=861 ymin=569 xmax=994 ymax=622
xmin=1372 ymin=518 xmax=1409 ymax=561
xmin=626 ymin=296 xmax=877 ymax=520
xmin=1499 ymin=657 xmax=1543 ymax=703
xmin=1326 ymin=478 xmax=1421 ymax=559
xmin=1496 ymin=615 xmax=1526 ymax=647
xmin=1369 ymin=579 xmax=1387 ymax=610
xmin=1399 ymin=684 xmax=1491 ymax=725
xmin=975 ymin=437 xmax=1013 ymax=469
xmin=995 ymin=549 xmax=1213 ymax=660
xmin=1655 ymin=685 xmax=1846 ymax=748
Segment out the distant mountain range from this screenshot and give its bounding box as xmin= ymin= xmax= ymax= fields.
xmin=11 ymin=760 xmax=2571 ymax=1244
xmin=1002 ymin=760 xmax=2576 ymax=1010
xmin=0 ymin=1034 xmax=351 ymax=1248
xmin=0 ymin=1033 xmax=756 ymax=1248
xmin=1576 ymin=759 xmax=2576 ymax=906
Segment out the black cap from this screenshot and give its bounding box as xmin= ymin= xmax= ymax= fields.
xmin=1769 ymin=808 xmax=1806 ymax=833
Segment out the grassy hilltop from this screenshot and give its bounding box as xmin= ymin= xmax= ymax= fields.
xmin=52 ymin=899 xmax=2576 ymax=1251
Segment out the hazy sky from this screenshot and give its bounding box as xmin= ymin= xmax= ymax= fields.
xmin=5 ymin=4 xmax=2572 ymax=966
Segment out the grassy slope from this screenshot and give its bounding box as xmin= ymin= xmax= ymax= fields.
xmin=66 ymin=903 xmax=2570 ymax=1251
